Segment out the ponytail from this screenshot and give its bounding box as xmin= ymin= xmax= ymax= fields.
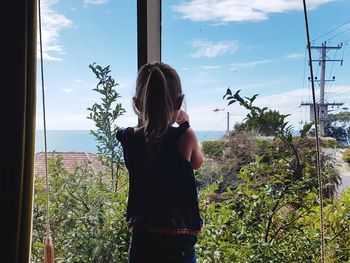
xmin=134 ymin=63 xmax=182 ymax=142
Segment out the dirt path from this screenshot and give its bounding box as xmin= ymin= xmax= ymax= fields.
xmin=335 ymin=149 xmax=350 ymax=194
xmin=325 ymin=148 xmax=350 ymax=195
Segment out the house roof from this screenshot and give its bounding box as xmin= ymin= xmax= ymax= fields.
xmin=35 ymin=152 xmax=106 ymax=177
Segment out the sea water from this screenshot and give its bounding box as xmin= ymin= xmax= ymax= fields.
xmin=35 ymin=130 xmax=226 ymax=153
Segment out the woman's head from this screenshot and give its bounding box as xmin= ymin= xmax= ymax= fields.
xmin=133 ymin=62 xmax=183 ymax=139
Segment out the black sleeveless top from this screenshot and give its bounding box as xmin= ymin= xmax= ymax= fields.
xmin=116 ymin=122 xmax=202 ymax=234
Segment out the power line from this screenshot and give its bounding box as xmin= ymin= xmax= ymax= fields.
xmin=325 ymin=49 xmax=339 ymax=100
xmin=202 ymin=115 xmax=227 ymax=139
xmin=328 ymin=49 xmax=338 ymax=80
xmin=313 ymin=20 xmax=350 ymax=42
xmin=302 ymin=48 xmax=308 ymax=105
xmin=326 ymin=27 xmax=350 ymax=42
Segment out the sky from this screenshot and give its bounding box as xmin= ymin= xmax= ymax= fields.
xmin=36 ymin=0 xmax=350 ymax=132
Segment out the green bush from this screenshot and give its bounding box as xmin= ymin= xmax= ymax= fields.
xmin=322 ymin=138 xmax=337 ymax=148
xmin=201 ymin=140 xmax=227 ymax=159
xmin=199 ymin=133 xmax=258 ymax=191
xmin=32 ymin=152 xmax=350 ymax=263
xmin=343 ymin=148 xmax=350 ymax=163
xmin=196 ymin=166 xmax=350 ymax=263
xmin=32 ymin=157 xmax=130 ymax=263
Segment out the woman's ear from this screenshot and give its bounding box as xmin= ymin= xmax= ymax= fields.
xmin=174 ymin=94 xmax=184 ymax=110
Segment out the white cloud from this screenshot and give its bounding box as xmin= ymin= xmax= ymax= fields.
xmin=251 ymin=87 xmax=350 ymax=128
xmin=36 ymin=101 xmax=137 ymax=130
xmin=118 ymin=80 xmax=135 ymax=90
xmin=199 ymin=86 xmax=227 ymax=94
xmin=231 ymin=59 xmax=271 ymax=70
xmin=197 ymin=82 xmax=282 ymax=96
xmin=35 ymin=112 xmax=90 ymax=130
xmin=184 ymin=88 xmax=312 ymax=130
xmin=234 ymin=81 xmax=282 ymax=91
xmin=285 ymin=52 xmax=305 ymax=59
xmin=327 ymin=86 xmax=350 ymax=95
xmin=181 ymin=71 xmax=218 ymax=89
xmin=255 ymin=89 xmax=303 ymax=110
xmin=197 ymin=65 xmax=222 ymax=70
xmin=38 ymin=0 xmax=73 ymax=61
xmin=173 ymin=0 xmax=334 ymax=24
xmin=61 ymin=88 xmax=74 ymax=93
xmin=83 ymin=0 xmax=108 ymax=6
xmin=189 ymin=39 xmax=238 ymax=58
xmin=186 ymin=104 xmax=247 ymax=131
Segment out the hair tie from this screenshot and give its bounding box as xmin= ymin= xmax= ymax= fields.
xmin=143 ymin=63 xmax=153 ymax=73
xmin=144 ymin=63 xmax=161 ymax=74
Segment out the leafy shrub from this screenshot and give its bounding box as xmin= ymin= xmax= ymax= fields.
xmin=32 ymin=157 xmax=130 ymax=263
xmin=343 ymin=148 xmax=350 ymax=163
xmin=196 ymin=169 xmax=350 ymax=263
xmin=322 ymin=138 xmax=337 ymax=148
xmin=223 ymin=132 xmax=257 ymax=171
xmin=32 ymin=153 xmax=350 ymax=263
xmin=201 ymin=140 xmax=227 ymax=159
xmin=199 ymin=133 xmax=257 ymax=191
xmin=87 ymin=63 xmax=126 ymax=190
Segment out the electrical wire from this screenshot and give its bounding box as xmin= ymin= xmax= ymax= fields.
xmin=38 ymin=1 xmax=55 ymax=262
xmin=312 ymin=20 xmax=350 ymax=42
xmin=301 ymin=48 xmax=308 ymax=105
xmin=325 ymin=49 xmax=338 ymax=100
xmin=326 ymin=26 xmax=350 ymax=42
xmin=202 ymin=115 xmax=227 ymax=139
xmin=303 ymin=1 xmax=325 ymax=262
xmin=38 ymin=0 xmax=51 ymax=240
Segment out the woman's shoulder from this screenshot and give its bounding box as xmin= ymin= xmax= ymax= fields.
xmin=168 ymin=121 xmax=190 ymax=140
xmin=177 ymin=126 xmax=196 ymax=145
xmin=116 ymin=127 xmax=137 ymax=143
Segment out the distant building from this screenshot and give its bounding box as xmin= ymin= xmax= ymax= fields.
xmin=35 ymin=152 xmax=106 ymax=177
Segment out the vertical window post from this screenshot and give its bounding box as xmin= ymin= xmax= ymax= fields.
xmin=137 ymin=0 xmax=161 ymax=70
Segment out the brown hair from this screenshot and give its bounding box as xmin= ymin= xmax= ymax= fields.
xmin=133 ymin=62 xmax=182 ymax=141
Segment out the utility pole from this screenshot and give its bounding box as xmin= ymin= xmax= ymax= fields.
xmin=226 ymin=111 xmax=230 ymax=136
xmin=213 ymin=108 xmax=230 ymax=135
xmin=301 ymin=41 xmax=343 ymax=136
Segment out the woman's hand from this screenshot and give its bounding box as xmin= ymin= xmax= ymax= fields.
xmin=176 ymin=110 xmax=189 ymax=125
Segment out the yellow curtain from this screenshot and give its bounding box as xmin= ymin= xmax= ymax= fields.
xmin=0 ymin=0 xmax=37 ymax=262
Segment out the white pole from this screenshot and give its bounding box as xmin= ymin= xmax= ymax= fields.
xmin=227 ymin=112 xmax=230 ymax=135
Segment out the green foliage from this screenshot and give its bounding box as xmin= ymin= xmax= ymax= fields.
xmin=87 ymin=63 xmax=126 ymax=189
xmin=199 ymin=133 xmax=257 ymax=191
xmin=31 ymin=148 xmax=348 ymax=262
xmin=321 ymin=138 xmax=337 ymax=148
xmin=325 ymin=111 xmax=350 ymax=144
xmin=223 ymin=89 xmax=290 ymax=136
xmin=325 ymin=123 xmax=348 ymax=144
xmin=179 ymin=87 xmax=350 ymax=261
xmin=196 ymin=159 xmax=349 ymax=262
xmin=329 ymin=111 xmax=350 ymax=124
xmin=322 ymin=190 xmax=350 ymax=262
xmin=32 ymin=156 xmax=130 ymax=263
xmin=343 ymin=148 xmax=350 ymax=163
xmin=202 ymin=140 xmax=227 ymax=159
xmin=31 ymin=85 xmax=350 ymax=263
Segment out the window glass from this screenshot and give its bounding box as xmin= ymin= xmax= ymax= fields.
xmin=162 ymin=0 xmax=350 ymax=135
xmin=36 ymin=0 xmax=137 ymax=153
xmin=162 ymin=1 xmax=350 ymax=261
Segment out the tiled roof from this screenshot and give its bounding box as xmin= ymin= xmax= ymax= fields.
xmin=35 ymin=152 xmax=107 ymax=177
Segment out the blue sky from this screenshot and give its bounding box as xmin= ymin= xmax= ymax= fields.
xmin=36 ymin=0 xmax=350 ymax=131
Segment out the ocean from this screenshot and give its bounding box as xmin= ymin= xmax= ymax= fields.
xmin=35 ymin=130 xmax=226 ymax=153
